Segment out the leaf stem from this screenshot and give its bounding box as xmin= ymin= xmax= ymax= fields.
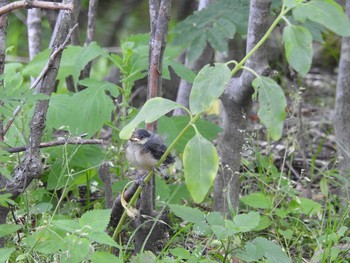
xmin=231 ymin=5 xmax=291 ymax=76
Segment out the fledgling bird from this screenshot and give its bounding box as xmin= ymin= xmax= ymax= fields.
xmin=125 ymin=129 xmax=175 ymax=173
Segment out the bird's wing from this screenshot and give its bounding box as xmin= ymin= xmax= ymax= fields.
xmin=144 ymin=136 xmax=175 ymax=165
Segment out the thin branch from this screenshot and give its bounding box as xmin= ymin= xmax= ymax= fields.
xmin=2 ymin=23 xmax=78 ymax=137
xmin=0 ymin=1 xmax=73 ymax=15
xmin=7 ymin=138 xmax=103 ymax=153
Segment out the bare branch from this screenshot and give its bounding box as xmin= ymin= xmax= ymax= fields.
xmin=98 ymin=162 xmax=113 ymax=209
xmin=7 ymin=138 xmax=103 ymax=153
xmin=0 ymin=1 xmax=73 ymax=15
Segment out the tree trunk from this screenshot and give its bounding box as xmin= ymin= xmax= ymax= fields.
xmin=214 ymin=0 xmax=271 ymax=215
xmin=334 ymin=0 xmax=350 ymax=203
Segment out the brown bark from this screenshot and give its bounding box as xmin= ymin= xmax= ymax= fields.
xmin=0 ymin=1 xmax=73 ymax=15
xmin=334 ymin=0 xmax=350 ymax=203
xmin=214 ymin=0 xmax=271 ymax=215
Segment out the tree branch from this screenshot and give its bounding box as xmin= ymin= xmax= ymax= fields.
xmin=0 ymin=0 xmax=73 ymax=15
xmin=7 ymin=138 xmax=103 ymax=153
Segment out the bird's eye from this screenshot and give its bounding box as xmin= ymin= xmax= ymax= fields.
xmin=139 ymin=135 xmax=144 ymax=139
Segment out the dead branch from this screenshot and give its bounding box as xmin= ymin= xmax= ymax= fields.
xmin=0 ymin=1 xmax=73 ymax=15
xmin=7 ymin=138 xmax=103 ymax=153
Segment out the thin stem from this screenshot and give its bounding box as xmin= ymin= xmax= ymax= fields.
xmin=231 ymin=5 xmax=291 ymax=76
xmin=109 ymin=113 xmax=201 ymax=251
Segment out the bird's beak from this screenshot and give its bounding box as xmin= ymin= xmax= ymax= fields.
xmin=129 ymin=136 xmax=140 ymax=142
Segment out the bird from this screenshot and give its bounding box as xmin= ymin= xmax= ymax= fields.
xmin=125 ymin=129 xmax=175 ymax=175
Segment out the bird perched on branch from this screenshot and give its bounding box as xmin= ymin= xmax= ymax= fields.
xmin=126 ymin=129 xmax=174 ymax=176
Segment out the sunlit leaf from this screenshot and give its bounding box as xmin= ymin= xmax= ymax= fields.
xmin=190 ymin=63 xmax=231 ymax=114
xmin=283 ymin=25 xmax=313 ymax=76
xmin=183 ymin=131 xmax=219 ymax=203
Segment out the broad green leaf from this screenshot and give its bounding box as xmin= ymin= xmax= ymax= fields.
xmin=166 ymin=60 xmax=196 ymax=83
xmin=293 ymin=0 xmax=350 ymax=36
xmin=187 ymin=34 xmax=207 ymax=62
xmin=252 ymin=77 xmax=287 ymax=140
xmin=119 ymin=97 xmax=183 ymax=139
xmin=319 ymin=177 xmax=328 ymax=196
xmin=206 ymin=28 xmax=228 ymax=52
xmin=169 ymin=247 xmax=191 ymax=260
xmin=168 ymin=204 xmax=205 ymax=224
xmin=233 ymin=211 xmax=260 ymax=232
xmin=190 ymin=63 xmax=231 ymax=114
xmin=51 ymin=219 xmax=80 ymax=233
xmin=0 ymin=193 xmax=16 ymax=207
xmin=241 ymin=192 xmax=273 ymax=209
xmin=47 ymin=84 xmax=114 ymax=137
xmin=78 ymin=78 xmax=120 ymax=98
xmin=90 ymin=252 xmax=122 ymax=263
xmin=79 ymin=209 xmax=111 ymax=231
xmin=22 ymin=48 xmax=51 ymax=76
xmin=130 ymin=251 xmax=156 ymax=263
xmin=72 ymin=42 xmax=105 ymax=83
xmin=283 ymin=25 xmax=313 ymax=76
xmin=0 ymin=247 xmax=15 ymax=263
xmin=299 ymin=197 xmax=321 ymax=215
xmin=236 ymin=241 xmax=265 ymax=262
xmin=88 ymin=231 xmax=120 ymax=248
xmin=206 ymin=211 xmax=225 ymax=226
xmin=26 ymin=228 xmax=65 ymax=254
xmin=0 ymin=224 xmax=22 ymax=237
xmin=61 ymin=236 xmax=90 ymax=263
xmin=183 ymin=132 xmax=219 ymax=203
xmin=252 ymin=237 xmax=292 ymax=263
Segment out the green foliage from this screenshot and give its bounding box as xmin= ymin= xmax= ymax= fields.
xmin=173 ymin=0 xmax=249 ymax=61
xmin=189 ymin=63 xmax=231 ymax=115
xmin=252 ymin=76 xmax=287 ymax=140
xmin=0 ymin=248 xmax=16 ymax=263
xmin=183 ymin=131 xmax=219 ymax=203
xmin=119 ymin=97 xmax=183 ymax=139
xmin=47 ymin=79 xmax=118 ymax=137
xmin=283 ymin=25 xmax=313 ymax=76
xmin=292 ymin=0 xmax=350 ymax=37
xmin=0 ymin=224 xmax=22 ymax=237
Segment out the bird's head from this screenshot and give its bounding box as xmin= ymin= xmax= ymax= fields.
xmin=129 ymin=129 xmax=152 ymax=145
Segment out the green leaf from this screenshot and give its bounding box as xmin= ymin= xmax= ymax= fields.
xmin=319 ymin=177 xmax=328 ymax=196
xmin=241 ymin=192 xmax=273 ymax=209
xmin=79 ymin=209 xmax=111 ymax=231
xmin=88 ymin=231 xmax=120 ymax=248
xmin=0 ymin=247 xmax=15 ymax=263
xmin=119 ymin=97 xmax=183 ymax=140
xmin=283 ymin=25 xmax=313 ymax=76
xmin=130 ymin=251 xmax=156 ymax=263
xmin=170 ymin=247 xmax=191 ymax=260
xmin=78 ymin=78 xmax=120 ymax=98
xmin=72 ymin=42 xmax=105 ymax=83
xmin=232 ymin=211 xmax=260 ymax=232
xmin=299 ymin=197 xmax=321 ymax=215
xmin=22 ymin=48 xmax=51 ymax=76
xmin=158 ymin=115 xmax=222 ymax=153
xmin=168 ymin=204 xmax=205 ymax=224
xmin=26 ymin=228 xmax=65 ymax=254
xmin=47 ymin=84 xmax=114 ymax=137
xmin=0 ymin=224 xmax=22 ymax=237
xmin=183 ymin=132 xmax=219 ymax=203
xmin=187 ymin=34 xmax=207 ymax=62
xmin=51 ymin=219 xmax=80 ymax=233
xmin=293 ymin=0 xmax=350 ymax=36
xmin=90 ymin=252 xmax=122 ymax=263
xmin=0 ymin=193 xmax=16 ymax=207
xmin=190 ymin=63 xmax=231 ymax=114
xmin=252 ymin=237 xmax=292 ymax=263
xmin=61 ymin=236 xmax=90 ymax=263
xmin=252 ymin=76 xmax=287 ymax=140
xmin=166 ymin=60 xmax=196 ymax=83
xmin=206 ymin=212 xmax=225 ymax=226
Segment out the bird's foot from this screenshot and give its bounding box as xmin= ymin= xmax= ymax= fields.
xmin=137 ymin=172 xmax=148 ymax=186
xmin=154 ymin=167 xmax=169 ymax=181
